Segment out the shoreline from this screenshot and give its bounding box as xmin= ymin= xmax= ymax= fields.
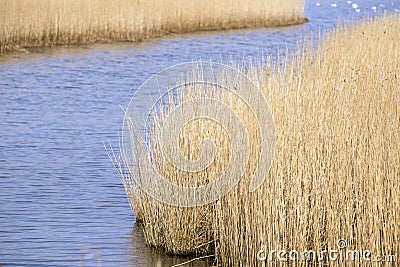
xmin=0 ymin=0 xmax=306 ymax=56
xmin=1 ymin=17 xmax=309 ymax=57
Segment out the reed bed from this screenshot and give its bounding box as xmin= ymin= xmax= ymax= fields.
xmin=119 ymin=15 xmax=400 ymax=266
xmin=0 ymin=0 xmax=306 ymax=55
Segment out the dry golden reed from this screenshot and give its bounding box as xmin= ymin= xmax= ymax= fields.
xmin=215 ymin=14 xmax=400 ymax=266
xmin=120 ymin=15 xmax=400 ymax=266
xmin=0 ymin=0 xmax=306 ymax=54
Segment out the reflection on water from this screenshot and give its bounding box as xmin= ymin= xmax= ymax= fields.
xmin=0 ymin=0 xmax=399 ymax=266
xmin=128 ymin=224 xmax=211 ymax=267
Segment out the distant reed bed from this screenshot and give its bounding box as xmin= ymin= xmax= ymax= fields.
xmin=119 ymin=14 xmax=400 ymax=266
xmin=0 ymin=0 xmax=306 ymax=54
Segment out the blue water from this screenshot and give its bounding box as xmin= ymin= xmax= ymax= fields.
xmin=0 ymin=0 xmax=399 ymax=266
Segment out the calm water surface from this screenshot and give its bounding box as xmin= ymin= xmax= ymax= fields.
xmin=1 ymin=1 xmax=399 ymax=266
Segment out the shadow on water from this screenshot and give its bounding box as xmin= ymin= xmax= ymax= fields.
xmin=129 ymin=223 xmax=213 ymax=267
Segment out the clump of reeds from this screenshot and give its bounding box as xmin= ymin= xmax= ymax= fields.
xmin=119 ymin=14 xmax=400 ymax=266
xmin=118 ymin=75 xmax=262 ymax=257
xmin=0 ymin=0 xmax=307 ymax=55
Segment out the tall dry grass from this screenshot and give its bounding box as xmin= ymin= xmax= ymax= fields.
xmin=0 ymin=0 xmax=306 ymax=54
xmin=119 ymin=15 xmax=400 ymax=266
xmin=214 ymin=14 xmax=400 ymax=266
